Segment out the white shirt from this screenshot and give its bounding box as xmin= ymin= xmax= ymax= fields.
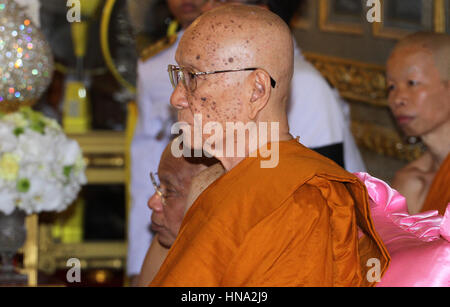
xmin=127 ymin=32 xmax=182 ymax=276
xmin=127 ymin=34 xmax=366 ymax=276
xmin=288 ymin=40 xmax=365 ymax=173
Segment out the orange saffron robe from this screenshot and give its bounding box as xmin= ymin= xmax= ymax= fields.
xmin=421 ymin=154 xmax=450 ymax=216
xmin=151 ymin=140 xmax=390 ymax=287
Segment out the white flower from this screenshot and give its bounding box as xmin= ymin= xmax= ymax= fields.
xmin=0 ymin=187 xmax=16 ymax=215
xmin=0 ymin=108 xmax=87 ymax=215
xmin=43 ymin=118 xmax=62 ymax=132
xmin=0 ymin=153 xmax=21 ymax=181
xmin=59 ymin=139 xmax=81 ymax=166
xmin=16 ymin=130 xmax=56 ymax=163
xmin=17 ymin=172 xmax=63 ymax=214
xmin=3 ymin=112 xmax=27 ymax=128
xmin=0 ymin=123 xmax=18 ymax=152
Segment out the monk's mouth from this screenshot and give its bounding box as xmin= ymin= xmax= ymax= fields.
xmin=396 ymin=115 xmax=415 ymax=125
xmin=151 ymin=222 xmax=164 ymax=233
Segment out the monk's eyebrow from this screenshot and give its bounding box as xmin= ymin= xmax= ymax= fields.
xmin=185 ymin=62 xmax=203 ymax=71
xmin=160 ymin=176 xmax=178 ymax=191
xmin=183 ymin=63 xmax=207 ymax=74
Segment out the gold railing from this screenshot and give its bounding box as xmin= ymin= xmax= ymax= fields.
xmin=22 ymin=131 xmax=128 ymax=285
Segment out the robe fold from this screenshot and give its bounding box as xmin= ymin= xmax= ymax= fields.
xmin=150 ymin=140 xmax=389 ymax=287
xmin=421 ymin=154 xmax=450 ymax=216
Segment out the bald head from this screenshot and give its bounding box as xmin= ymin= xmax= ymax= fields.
xmin=386 ymin=32 xmax=450 ymax=139
xmin=390 ymin=32 xmax=450 ymax=81
xmin=170 ymin=4 xmax=294 ymax=166
xmin=158 ymin=142 xmax=215 ymax=198
xmin=149 ymin=142 xmax=214 ymax=248
xmin=177 ymin=4 xmax=294 ymax=108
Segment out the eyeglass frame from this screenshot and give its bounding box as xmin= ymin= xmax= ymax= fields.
xmin=167 ymin=64 xmax=277 ymax=92
xmin=150 ymin=172 xmax=167 ymax=206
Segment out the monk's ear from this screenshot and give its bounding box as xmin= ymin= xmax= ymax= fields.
xmin=248 ymin=70 xmax=271 ymax=120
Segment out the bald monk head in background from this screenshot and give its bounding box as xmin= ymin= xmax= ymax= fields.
xmin=152 ymin=5 xmax=389 ymax=287
xmin=137 ymin=141 xmax=223 ymax=286
xmin=147 ymin=143 xmax=210 ymax=248
xmin=387 ymin=32 xmax=450 ymax=215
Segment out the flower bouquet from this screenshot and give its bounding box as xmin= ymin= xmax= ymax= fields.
xmin=0 ymin=107 xmax=87 ymax=216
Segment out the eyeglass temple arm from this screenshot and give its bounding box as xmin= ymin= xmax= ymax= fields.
xmin=196 ymin=68 xmax=276 ymax=88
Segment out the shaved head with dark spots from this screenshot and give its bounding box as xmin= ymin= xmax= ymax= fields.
xmin=170 ymin=4 xmax=294 ymax=170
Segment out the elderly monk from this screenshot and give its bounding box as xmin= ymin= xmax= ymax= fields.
xmin=151 ymin=5 xmax=389 ymax=287
xmin=387 ymin=32 xmax=450 ymax=215
xmin=136 ymin=142 xmax=223 ymax=286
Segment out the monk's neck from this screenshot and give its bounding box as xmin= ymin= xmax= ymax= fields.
xmin=421 ymin=120 xmax=450 ymax=170
xmin=219 ymin=157 xmax=245 ymax=171
xmin=218 ymin=132 xmax=293 ymax=171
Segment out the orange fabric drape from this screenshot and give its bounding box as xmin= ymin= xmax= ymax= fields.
xmin=421 ymin=154 xmax=450 ymax=216
xmin=151 ymin=140 xmax=389 ymax=287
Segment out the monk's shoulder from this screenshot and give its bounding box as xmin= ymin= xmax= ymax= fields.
xmin=291 ymin=177 xmax=348 ymax=209
xmin=293 ymin=174 xmax=371 ymax=210
xmin=292 ymin=183 xmax=326 ymax=204
xmin=392 ymin=160 xmax=428 ymax=193
xmin=187 ymin=164 xmax=225 ymax=207
xmin=392 ymin=161 xmax=430 ymax=210
xmin=281 ymin=141 xmax=355 ymax=180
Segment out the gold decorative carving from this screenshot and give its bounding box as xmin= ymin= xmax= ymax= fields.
xmin=304 ymin=53 xmax=388 ymax=107
xmin=351 ymin=120 xmax=424 ymax=162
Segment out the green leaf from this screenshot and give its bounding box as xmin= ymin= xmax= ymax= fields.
xmin=29 ymin=120 xmax=45 ymax=134
xmin=19 ymin=106 xmax=32 ymax=119
xmin=63 ymin=165 xmax=74 ymax=178
xmin=17 ymin=178 xmax=30 ymax=193
xmin=13 ymin=127 xmax=24 ymax=137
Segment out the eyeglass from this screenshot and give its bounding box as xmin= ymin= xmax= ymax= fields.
xmin=150 ymin=172 xmax=167 ymax=206
xmin=168 ymin=64 xmax=277 ymax=92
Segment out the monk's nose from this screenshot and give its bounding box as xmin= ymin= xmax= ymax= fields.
xmin=170 ymin=83 xmax=189 ymax=110
xmin=147 ymin=192 xmax=163 ymax=212
xmin=388 ymin=86 xmax=408 ymax=109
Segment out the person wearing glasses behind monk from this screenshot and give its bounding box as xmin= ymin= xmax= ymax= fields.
xmin=135 ymin=142 xmax=223 ymax=286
